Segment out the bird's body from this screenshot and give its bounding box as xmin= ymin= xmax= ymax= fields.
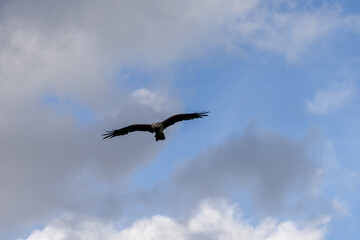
xmin=103 ymin=111 xmax=208 ymax=141
xmin=151 ymin=122 xmax=165 ymax=141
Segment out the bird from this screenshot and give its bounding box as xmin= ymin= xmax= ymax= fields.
xmin=102 ymin=111 xmax=209 ymax=141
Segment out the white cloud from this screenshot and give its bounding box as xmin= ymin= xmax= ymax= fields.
xmin=131 ymin=88 xmax=180 ymax=113
xmin=21 ymin=201 xmax=328 ymax=240
xmin=307 ymin=81 xmax=355 ymax=114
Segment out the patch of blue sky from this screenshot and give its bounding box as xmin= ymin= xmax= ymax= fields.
xmin=328 ymin=217 xmax=360 ymax=240
xmin=172 ymin=50 xmax=315 ymax=137
xmin=43 ymin=93 xmax=98 ymax=126
xmin=281 ymin=0 xmax=360 ymax=15
xmin=327 ymin=0 xmax=360 ymax=14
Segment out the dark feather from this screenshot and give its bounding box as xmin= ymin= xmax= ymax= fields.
xmin=162 ymin=111 xmax=209 ymax=129
xmin=102 ymin=124 xmax=153 ymax=139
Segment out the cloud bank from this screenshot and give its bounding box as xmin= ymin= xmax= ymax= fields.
xmin=21 ymin=201 xmax=328 ymax=240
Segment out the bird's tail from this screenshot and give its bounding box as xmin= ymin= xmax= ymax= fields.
xmin=155 ymin=132 xmax=165 ymax=141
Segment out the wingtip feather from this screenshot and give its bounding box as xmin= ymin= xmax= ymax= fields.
xmin=196 ymin=111 xmax=209 ymax=118
xmin=102 ymin=130 xmax=116 ymax=139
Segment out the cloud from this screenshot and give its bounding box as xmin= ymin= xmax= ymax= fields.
xmin=20 ymin=201 xmax=328 ymax=240
xmin=0 ymin=20 xmax=180 ymax=228
xmin=306 ymin=81 xmax=355 ymax=114
xmin=131 ymin=88 xmax=180 ymax=113
xmin=170 ymin=126 xmax=322 ymax=213
xmin=0 ymin=0 xmax=258 ymax=68
xmin=0 ymin=0 xmax=358 ymax=237
xmin=227 ymin=2 xmax=342 ymax=62
xmin=0 ymin=0 xmax=351 ymax=72
xmin=331 ymin=198 xmax=351 ymax=217
xmin=0 ymin=96 xmax=180 ymax=228
xmin=0 ymin=0 xmax=184 ymax=232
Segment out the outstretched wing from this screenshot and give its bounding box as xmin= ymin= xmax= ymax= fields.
xmin=162 ymin=111 xmax=209 ymax=129
xmin=102 ymin=124 xmax=153 ymax=139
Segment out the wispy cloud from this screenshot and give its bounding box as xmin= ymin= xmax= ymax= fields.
xmin=331 ymin=198 xmax=351 ymax=217
xmin=306 ymin=81 xmax=355 ymax=115
xmin=227 ymin=3 xmax=342 ymax=62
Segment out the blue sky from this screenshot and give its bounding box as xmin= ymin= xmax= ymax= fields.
xmin=0 ymin=0 xmax=359 ymax=239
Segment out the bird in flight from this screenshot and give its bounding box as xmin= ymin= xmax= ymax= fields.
xmin=103 ymin=111 xmax=209 ymax=141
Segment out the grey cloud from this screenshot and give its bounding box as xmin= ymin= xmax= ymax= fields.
xmin=171 ymin=126 xmax=321 ymax=214
xmin=0 ymin=0 xmax=356 ymax=70
xmin=0 ymin=0 xmax=257 ymax=67
xmin=0 ymin=0 xmax=194 ymax=233
xmin=0 ymin=99 xmax=177 ymax=231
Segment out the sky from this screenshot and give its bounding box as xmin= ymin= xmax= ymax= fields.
xmin=0 ymin=0 xmax=359 ymax=239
